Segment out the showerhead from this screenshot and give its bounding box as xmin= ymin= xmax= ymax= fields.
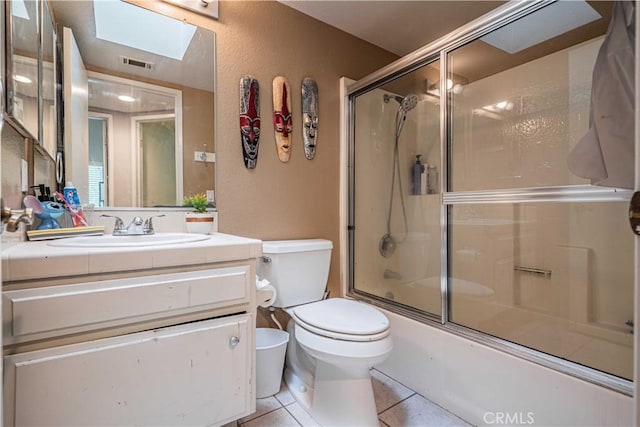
xmin=383 ymin=93 xmax=419 ymax=112
xmin=400 ymin=94 xmax=418 ymax=112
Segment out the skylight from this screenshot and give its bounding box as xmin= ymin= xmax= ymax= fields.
xmin=12 ymin=0 xmax=29 ymax=20
xmin=93 ymin=0 xmax=197 ymax=61
xmin=481 ymin=0 xmax=601 ymax=54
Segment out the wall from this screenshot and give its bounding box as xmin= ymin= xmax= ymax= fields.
xmin=215 ymin=1 xmax=397 ymax=297
xmin=128 ymin=0 xmax=399 ymax=297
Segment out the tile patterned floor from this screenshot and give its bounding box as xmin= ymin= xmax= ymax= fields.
xmin=234 ymin=369 xmax=471 ymax=427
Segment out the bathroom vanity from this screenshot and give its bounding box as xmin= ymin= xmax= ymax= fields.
xmin=1 ymin=233 xmax=261 ymax=426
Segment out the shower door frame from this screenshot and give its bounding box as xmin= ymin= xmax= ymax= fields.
xmin=346 ymin=0 xmax=636 ymax=397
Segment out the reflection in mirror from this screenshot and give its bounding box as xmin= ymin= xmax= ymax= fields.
xmin=9 ymin=0 xmax=40 ymax=139
xmin=87 ymin=72 xmax=182 ymax=207
xmin=51 ymin=0 xmax=215 ymax=208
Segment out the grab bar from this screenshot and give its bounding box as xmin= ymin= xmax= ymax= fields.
xmin=514 ymin=266 xmax=551 ymax=277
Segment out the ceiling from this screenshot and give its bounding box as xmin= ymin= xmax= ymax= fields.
xmin=279 ymin=1 xmax=505 ymax=56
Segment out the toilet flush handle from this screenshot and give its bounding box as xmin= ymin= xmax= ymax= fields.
xmin=260 ymin=256 xmax=272 ymax=263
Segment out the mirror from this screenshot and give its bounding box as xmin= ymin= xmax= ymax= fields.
xmin=8 ymin=0 xmax=40 ymax=140
xmin=50 ymin=0 xmax=216 ymax=207
xmin=41 ymin=0 xmax=57 ymax=158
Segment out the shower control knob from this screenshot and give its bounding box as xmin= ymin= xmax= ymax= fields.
xmin=229 ymin=336 xmax=240 ymax=348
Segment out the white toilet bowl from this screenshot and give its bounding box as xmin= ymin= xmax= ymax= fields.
xmin=283 ymin=298 xmax=392 ymax=426
xmin=258 ymin=240 xmax=393 ymax=425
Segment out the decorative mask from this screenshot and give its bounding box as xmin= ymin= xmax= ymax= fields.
xmin=272 ymin=76 xmax=292 ymax=162
xmin=239 ymin=76 xmax=261 ymax=169
xmin=301 ymin=78 xmax=319 ymax=160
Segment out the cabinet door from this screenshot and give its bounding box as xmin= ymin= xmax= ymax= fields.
xmin=4 ymin=315 xmax=253 ymax=426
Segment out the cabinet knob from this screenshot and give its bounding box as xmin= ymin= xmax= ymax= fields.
xmin=229 ymin=336 xmax=240 ymax=348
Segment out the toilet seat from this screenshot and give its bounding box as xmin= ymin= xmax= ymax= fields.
xmin=291 ymin=298 xmax=390 ymax=342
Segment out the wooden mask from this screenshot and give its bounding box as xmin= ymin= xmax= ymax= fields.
xmin=239 ymin=76 xmax=261 ymax=169
xmin=301 ymin=78 xmax=319 ymax=160
xmin=272 ymin=76 xmax=292 ymax=162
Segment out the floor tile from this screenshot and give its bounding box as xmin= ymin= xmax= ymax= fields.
xmin=238 ymin=396 xmax=282 ymax=424
xmin=275 ymin=382 xmax=296 ymax=406
xmin=370 ymin=369 xmax=415 ymax=414
xmin=379 ymin=394 xmax=470 ymax=427
xmin=284 ymin=402 xmax=320 ymax=427
xmin=241 ymin=407 xmax=300 ymax=427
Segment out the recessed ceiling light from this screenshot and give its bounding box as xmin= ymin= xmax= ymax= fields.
xmin=118 ymin=95 xmax=136 ymax=103
xmin=93 ymin=0 xmax=197 ymax=61
xmin=14 ymin=75 xmax=32 ymax=84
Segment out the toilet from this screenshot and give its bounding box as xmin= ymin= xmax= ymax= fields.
xmin=258 ymin=239 xmax=392 ymax=426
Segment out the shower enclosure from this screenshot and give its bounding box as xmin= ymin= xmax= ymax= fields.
xmin=348 ymin=0 xmax=635 ymax=392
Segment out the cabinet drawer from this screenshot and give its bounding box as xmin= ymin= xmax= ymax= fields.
xmin=4 ymin=266 xmax=250 ymax=340
xmin=4 ymin=314 xmax=254 ymax=426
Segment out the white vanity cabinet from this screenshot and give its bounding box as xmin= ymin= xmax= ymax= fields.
xmin=1 ymin=234 xmax=262 ymax=427
xmin=5 ymin=315 xmax=251 ymax=426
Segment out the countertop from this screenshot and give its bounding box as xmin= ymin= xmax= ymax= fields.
xmin=2 ymin=233 xmax=263 ymax=282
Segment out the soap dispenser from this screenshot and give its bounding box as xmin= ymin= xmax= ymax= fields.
xmin=412 ymin=155 xmax=425 ymax=195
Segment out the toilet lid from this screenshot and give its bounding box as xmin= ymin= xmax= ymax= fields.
xmin=292 ymin=298 xmax=389 ymax=337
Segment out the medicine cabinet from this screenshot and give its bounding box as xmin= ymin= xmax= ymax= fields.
xmin=4 ymin=0 xmax=60 ymax=164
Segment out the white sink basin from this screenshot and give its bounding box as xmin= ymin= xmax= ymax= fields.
xmin=48 ymin=233 xmax=210 ymax=248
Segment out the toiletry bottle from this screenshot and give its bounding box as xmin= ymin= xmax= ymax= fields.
xmin=413 ymin=155 xmax=425 ymax=195
xmin=63 ymin=182 xmax=87 ymax=227
xmin=420 ymin=164 xmax=428 ymax=195
xmin=63 ymin=182 xmax=81 ymax=209
xmin=427 ymin=165 xmax=439 ymax=194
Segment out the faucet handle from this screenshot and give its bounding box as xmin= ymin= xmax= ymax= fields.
xmin=1 ymin=198 xmax=34 ymax=232
xmin=143 ymin=214 xmax=165 ymax=234
xmin=101 ymin=214 xmax=125 ymax=232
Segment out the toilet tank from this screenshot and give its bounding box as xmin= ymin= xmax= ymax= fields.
xmin=258 ymin=239 xmax=333 ymax=308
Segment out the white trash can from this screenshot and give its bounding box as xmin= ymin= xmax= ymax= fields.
xmin=255 ymin=328 xmax=289 ymax=398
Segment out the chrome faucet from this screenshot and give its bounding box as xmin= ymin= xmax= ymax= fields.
xmin=102 ymin=214 xmax=164 ymax=235
xmin=126 ymin=216 xmax=144 ymax=235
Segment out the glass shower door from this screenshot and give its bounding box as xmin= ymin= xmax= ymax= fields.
xmin=352 ymin=60 xmax=443 ymax=316
xmin=445 ymin=1 xmax=634 ymax=380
